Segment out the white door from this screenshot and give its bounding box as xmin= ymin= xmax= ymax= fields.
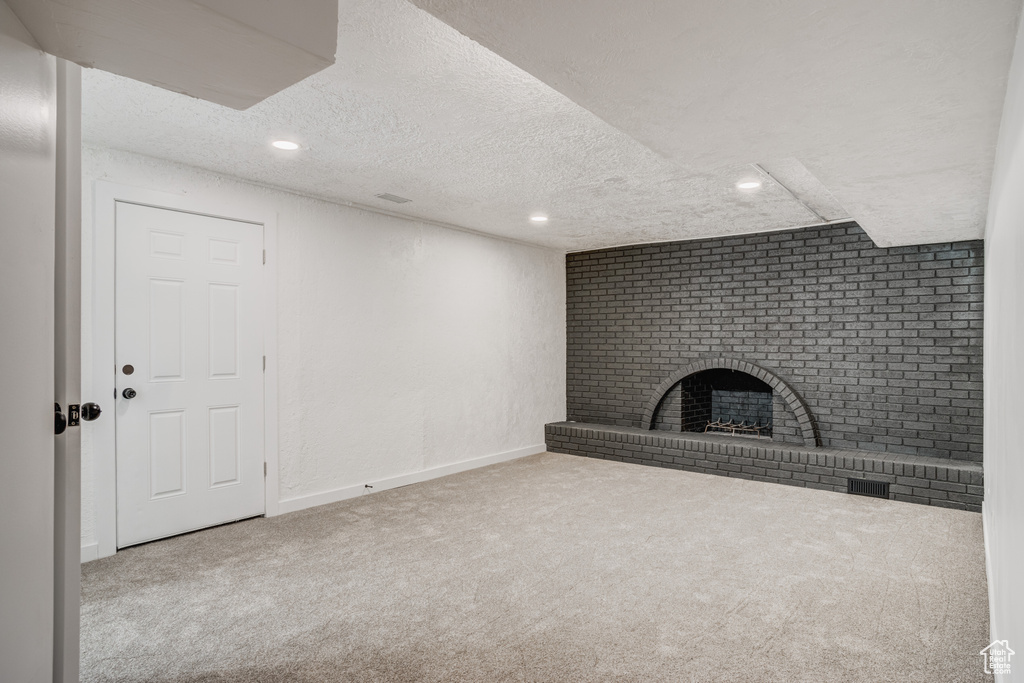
xmin=115 ymin=201 xmax=265 ymax=548
xmin=0 ymin=4 xmax=57 ymax=680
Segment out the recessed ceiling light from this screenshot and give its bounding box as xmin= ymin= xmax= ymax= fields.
xmin=530 ymin=215 xmax=548 ymax=222
xmin=272 ymin=140 xmax=300 ymax=150
xmin=737 ymin=180 xmax=762 ymax=190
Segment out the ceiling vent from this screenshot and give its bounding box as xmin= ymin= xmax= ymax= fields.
xmin=375 ymin=193 xmax=411 ymax=204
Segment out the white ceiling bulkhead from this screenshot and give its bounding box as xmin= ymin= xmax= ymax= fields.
xmin=8 ymin=0 xmax=338 ymax=110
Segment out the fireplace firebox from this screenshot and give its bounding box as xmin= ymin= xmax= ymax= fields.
xmin=680 ymin=369 xmax=773 ymax=437
xmin=644 ymin=358 xmax=820 ymax=447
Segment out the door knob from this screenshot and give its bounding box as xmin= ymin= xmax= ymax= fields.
xmin=55 ymin=403 xmax=67 ymax=435
xmin=122 ymin=388 xmax=137 ymax=399
xmin=81 ymin=402 xmax=103 ymax=421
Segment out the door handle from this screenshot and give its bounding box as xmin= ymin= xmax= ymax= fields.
xmin=81 ymin=402 xmax=103 ymax=421
xmin=59 ymin=402 xmax=103 ymax=429
xmin=122 ymin=388 xmax=137 ymax=399
xmin=55 ymin=403 xmax=67 ymax=435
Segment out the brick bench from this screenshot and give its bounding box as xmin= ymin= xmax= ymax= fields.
xmin=545 ymin=421 xmax=983 ymax=512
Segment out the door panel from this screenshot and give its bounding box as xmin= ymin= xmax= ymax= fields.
xmin=149 ymin=411 xmax=186 ymax=498
xmin=209 ymin=406 xmax=241 ymax=486
xmin=115 ymin=202 xmax=265 ymax=548
xmin=208 ymin=283 xmax=239 ymax=377
xmin=149 ymin=278 xmax=185 ymax=380
xmin=0 ymin=3 xmax=57 ymax=680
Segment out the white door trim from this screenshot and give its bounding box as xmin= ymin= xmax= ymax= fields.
xmin=90 ymin=181 xmax=279 ymax=560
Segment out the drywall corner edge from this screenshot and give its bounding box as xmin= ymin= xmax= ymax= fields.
xmin=983 ymin=501 xmax=996 ymax=644
xmin=79 ymin=543 xmax=98 ymax=564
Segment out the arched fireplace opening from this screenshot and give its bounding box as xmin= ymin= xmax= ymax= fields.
xmin=680 ymin=369 xmax=773 ymax=437
xmin=642 ymin=358 xmax=821 ymax=447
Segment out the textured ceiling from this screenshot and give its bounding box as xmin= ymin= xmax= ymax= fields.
xmin=82 ymin=0 xmax=1020 ymax=251
xmin=411 ymin=0 xmax=1023 ymax=247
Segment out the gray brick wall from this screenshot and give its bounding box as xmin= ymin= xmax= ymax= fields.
xmin=565 ymin=222 xmax=984 ymax=461
xmin=771 ymin=392 xmax=803 ymax=445
xmin=712 ymin=389 xmax=772 ymax=425
xmin=652 ymin=383 xmax=682 ymax=431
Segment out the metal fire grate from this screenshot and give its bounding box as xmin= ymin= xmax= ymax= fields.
xmin=847 ymin=478 xmax=889 ymax=499
xmin=704 ymin=419 xmax=771 ymax=438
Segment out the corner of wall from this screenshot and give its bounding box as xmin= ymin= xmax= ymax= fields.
xmin=982 ymin=6 xmax=1024 ymax=677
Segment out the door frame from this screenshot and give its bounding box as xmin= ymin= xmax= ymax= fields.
xmin=54 ymin=58 xmax=82 ymax=683
xmin=90 ymin=181 xmax=280 ymax=559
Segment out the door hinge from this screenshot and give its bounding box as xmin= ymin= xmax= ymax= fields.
xmin=262 ymin=249 xmax=266 ymax=265
xmin=264 ymin=462 xmax=268 ymax=477
xmin=263 ymin=355 xmax=266 ymax=371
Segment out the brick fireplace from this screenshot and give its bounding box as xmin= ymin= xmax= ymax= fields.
xmin=545 ymin=222 xmax=984 ymax=511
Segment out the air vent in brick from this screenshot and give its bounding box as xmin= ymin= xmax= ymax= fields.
xmin=847 ymin=478 xmax=889 ymax=499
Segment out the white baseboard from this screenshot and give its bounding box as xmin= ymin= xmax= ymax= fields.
xmin=276 ymin=444 xmax=546 ymax=516
xmin=983 ymin=501 xmax=997 ymax=644
xmin=80 ymin=542 xmax=99 ymax=564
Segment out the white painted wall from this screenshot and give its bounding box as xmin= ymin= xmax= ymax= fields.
xmin=0 ymin=1 xmax=57 ymax=677
xmin=984 ymin=10 xmax=1024 ymax=681
xmin=80 ymin=146 xmax=566 ymax=552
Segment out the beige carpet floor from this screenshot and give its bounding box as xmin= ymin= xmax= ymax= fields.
xmin=81 ymin=452 xmax=990 ymax=682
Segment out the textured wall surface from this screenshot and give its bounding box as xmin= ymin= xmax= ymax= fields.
xmin=566 ymin=222 xmax=983 ymax=460
xmin=80 ymin=146 xmax=566 ymax=547
xmin=983 ymin=9 xmax=1024 ymax=669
